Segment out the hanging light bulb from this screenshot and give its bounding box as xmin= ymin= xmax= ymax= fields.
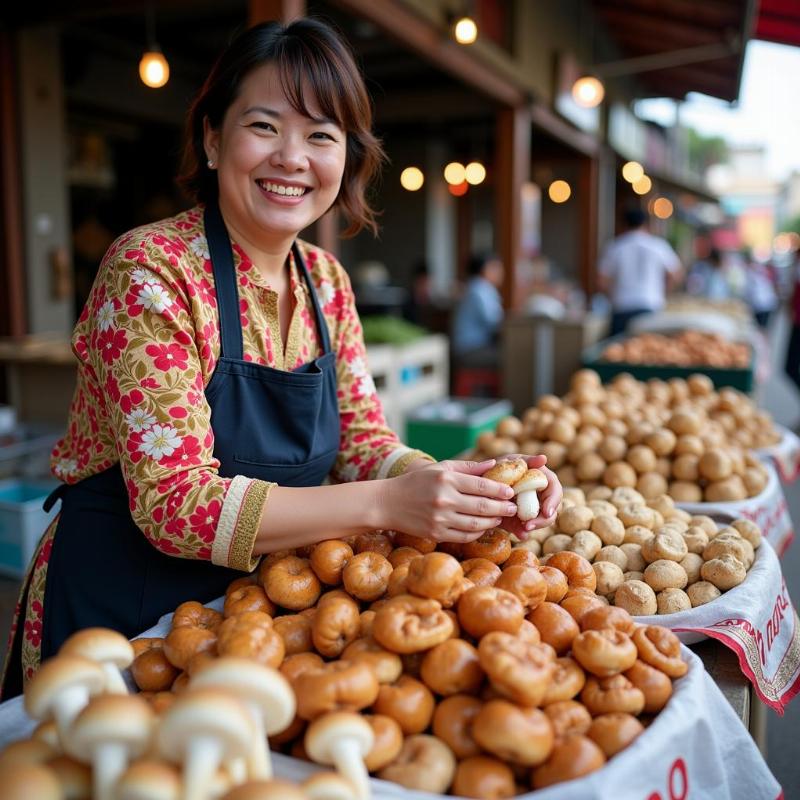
xmin=621 ymin=161 xmax=644 ymax=183
xmin=652 ymin=197 xmax=673 ymax=219
xmin=464 ymin=161 xmax=486 ymax=185
xmin=448 ymin=181 xmax=469 ymax=197
xmin=632 ymin=175 xmax=652 ymax=195
xmin=139 ymin=48 xmax=169 ymax=88
xmin=571 ymin=76 xmax=604 ymax=108
xmin=400 ymin=167 xmax=424 ymax=191
xmin=453 ymin=16 xmax=478 ymax=45
xmin=444 ymin=162 xmax=467 ymax=185
xmin=548 ymin=180 xmax=571 ymax=203
xmin=140 ymin=6 xmax=170 ymax=89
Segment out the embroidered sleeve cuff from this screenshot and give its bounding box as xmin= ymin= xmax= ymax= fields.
xmin=386 ymin=449 xmax=436 ymax=478
xmin=213 ymin=476 xmax=274 ymax=572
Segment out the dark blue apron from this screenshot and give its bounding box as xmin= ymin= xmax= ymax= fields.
xmin=2 ymin=201 xmax=339 ymax=696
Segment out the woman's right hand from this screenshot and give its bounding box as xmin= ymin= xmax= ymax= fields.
xmin=379 ymin=459 xmax=518 ymax=543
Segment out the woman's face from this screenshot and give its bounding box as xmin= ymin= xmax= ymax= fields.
xmin=204 ymin=63 xmax=347 ymax=250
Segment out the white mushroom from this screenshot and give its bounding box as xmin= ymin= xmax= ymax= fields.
xmin=24 ymin=655 xmax=106 ymax=747
xmin=157 ymin=688 xmax=255 ymax=800
xmin=59 ymin=628 xmax=135 ymax=694
xmin=115 ymin=759 xmax=182 ymax=800
xmin=304 ymin=772 xmax=358 ymax=800
xmin=513 ymin=469 xmax=549 ymax=521
xmin=0 ymin=762 xmax=62 ymax=800
xmin=190 ymin=657 xmax=295 ymax=781
xmin=304 ymin=712 xmax=374 ymax=800
xmin=68 ymin=694 xmax=155 ymax=800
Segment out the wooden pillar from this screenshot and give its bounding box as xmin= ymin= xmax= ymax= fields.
xmin=248 ymin=0 xmax=306 ymax=26
xmin=496 ymin=106 xmax=531 ymax=309
xmin=578 ymin=154 xmax=599 ymax=297
xmin=0 ymin=30 xmax=26 ymax=337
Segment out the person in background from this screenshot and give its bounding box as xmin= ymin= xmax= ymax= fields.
xmin=686 ymin=247 xmax=731 ymax=301
xmin=784 ymin=251 xmax=800 ymax=413
xmin=402 ymin=259 xmax=432 ymax=326
xmin=452 ymin=253 xmax=505 ymax=366
xmin=744 ymin=255 xmax=778 ymax=330
xmin=597 ymin=208 xmax=682 ymax=337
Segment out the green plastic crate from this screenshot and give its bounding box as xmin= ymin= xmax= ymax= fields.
xmin=405 ymin=398 xmax=513 ymax=461
xmin=581 ymin=335 xmax=755 ymax=393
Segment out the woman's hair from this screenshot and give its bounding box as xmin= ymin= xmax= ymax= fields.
xmin=178 ymin=17 xmax=386 ymax=237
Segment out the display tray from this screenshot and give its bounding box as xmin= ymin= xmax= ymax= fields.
xmin=581 ymin=334 xmax=755 ymax=392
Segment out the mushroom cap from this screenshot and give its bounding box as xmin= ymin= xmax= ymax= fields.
xmin=513 ymin=469 xmax=548 ymax=494
xmin=0 ymin=739 xmax=56 ymax=768
xmin=305 ymin=711 xmax=374 ymax=765
xmin=59 ymin=628 xmax=135 ymax=670
xmin=157 ymin=688 xmax=255 ymax=764
xmin=190 ymin=657 xmax=296 ymax=735
xmin=68 ymin=694 xmax=155 ymax=762
xmin=24 ymin=655 xmax=106 ymax=721
xmin=304 ymin=771 xmax=358 ymax=800
xmin=116 ymin=759 xmax=182 ymax=800
xmin=221 ymin=780 xmax=309 ymax=800
xmin=0 ymin=762 xmax=62 ymax=800
xmin=46 ymin=756 xmax=92 ymax=799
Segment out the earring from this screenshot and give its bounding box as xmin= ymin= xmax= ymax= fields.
xmin=207 ymin=159 xmax=216 ymax=169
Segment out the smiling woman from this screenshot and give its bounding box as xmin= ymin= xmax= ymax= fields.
xmin=1 ymin=18 xmax=562 ymax=699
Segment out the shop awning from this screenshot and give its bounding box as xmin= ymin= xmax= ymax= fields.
xmin=755 ymin=0 xmax=800 ymax=49
xmin=591 ymin=0 xmax=753 ymax=103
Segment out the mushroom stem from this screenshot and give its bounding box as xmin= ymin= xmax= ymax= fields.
xmin=52 ymin=686 xmax=92 ymax=743
xmin=517 ymin=490 xmax=540 ymax=521
xmin=246 ymin=712 xmax=272 ymax=779
xmin=183 ymin=735 xmax=224 ymax=800
xmin=100 ymin=663 xmax=129 ymax=695
xmin=92 ymin=742 xmax=128 ymax=800
xmin=330 ymin=738 xmax=370 ymax=800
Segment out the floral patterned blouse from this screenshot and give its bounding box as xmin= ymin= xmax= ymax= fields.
xmin=6 ymin=205 xmax=431 ymax=686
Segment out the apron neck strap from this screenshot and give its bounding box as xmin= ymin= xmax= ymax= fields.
xmin=204 ymin=201 xmax=244 ymax=360
xmin=203 ymin=201 xmax=333 ymax=359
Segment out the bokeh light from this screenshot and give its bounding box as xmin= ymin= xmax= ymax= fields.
xmin=454 ymin=17 xmax=478 ymax=44
xmin=652 ymin=197 xmax=673 ymax=219
xmin=444 ymin=162 xmax=467 ymax=185
xmin=400 ymin=167 xmax=424 ymax=191
xmin=139 ymin=51 xmax=170 ymax=88
xmin=548 ymin=180 xmax=571 ymax=203
xmin=622 ymin=161 xmax=644 ymax=183
xmin=571 ymin=76 xmax=604 ymax=108
xmin=632 ymin=175 xmax=652 ymax=195
xmin=465 ymin=162 xmax=486 ymax=185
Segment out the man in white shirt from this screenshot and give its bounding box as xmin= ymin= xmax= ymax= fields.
xmin=598 ymin=208 xmax=682 ymax=336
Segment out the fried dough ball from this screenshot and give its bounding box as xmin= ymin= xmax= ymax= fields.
xmin=632 ymin=626 xmax=687 ymax=678
xmin=373 ymin=595 xmax=454 ymax=653
xmin=701 ymin=554 xmax=747 ymax=591
xmin=405 ymin=552 xmax=465 ymax=608
xmin=657 ymin=588 xmax=691 ymax=615
xmin=686 ymin=580 xmax=722 ymax=607
xmin=588 ymin=712 xmax=644 ymax=757
xmin=580 ymin=605 xmax=635 ymax=635
xmin=531 ymin=735 xmax=606 ymax=789
xmin=581 ymin=674 xmax=645 ymax=715
xmin=571 ymin=629 xmax=638 ymax=677
xmin=538 ymin=566 xmax=569 ymax=603
xmin=309 ymin=540 xmax=353 ymax=586
xmin=461 ymin=558 xmax=502 ymax=588
xmin=342 ymin=551 xmax=392 ymax=602
xmin=373 ymin=675 xmax=435 ymax=735
xmin=377 ymin=735 xmax=456 ymax=794
xmin=613 ymin=580 xmax=657 ymax=616
xmin=528 ymin=602 xmax=579 ymax=655
xmin=593 ymin=562 xmax=625 ymax=597
xmin=457 ymin=586 xmax=525 ymax=638
xmin=432 ymin=695 xmax=482 ymax=759
xmin=341 ymin=637 xmax=403 ymax=685
xmin=311 ymin=595 xmax=361 ymax=658
xmin=472 ymin=700 xmax=554 ymax=767
xmin=264 ymin=556 xmax=321 ymax=610
xmin=540 ymin=657 xmax=587 ymax=704
xmin=494 ymin=565 xmax=547 ymax=610
xmin=478 ymin=632 xmax=556 ymax=707
xmin=461 ymin=530 xmax=513 ymax=565
xmin=543 ymin=700 xmax=592 ymax=739
xmin=273 ymin=614 xmax=313 ymax=655
xmin=420 ymin=638 xmax=484 ymax=697
xmin=546 ymin=551 xmax=597 ymax=591
xmin=624 ymin=659 xmax=673 ymax=713
xmin=452 ymin=756 xmax=516 ymax=799
xmin=216 ymin=610 xmax=285 ymax=666
xmin=643 ymin=560 xmax=688 ymax=592
xmin=223 ymin=584 xmax=276 ymax=618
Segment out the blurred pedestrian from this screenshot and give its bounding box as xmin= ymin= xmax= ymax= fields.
xmin=686 ymin=247 xmax=731 ymax=301
xmin=598 ymin=208 xmax=682 ymax=337
xmin=784 ymin=252 xmax=800 ymax=406
xmin=743 ymin=256 xmax=778 ymax=330
xmin=452 ymin=253 xmax=504 ymax=366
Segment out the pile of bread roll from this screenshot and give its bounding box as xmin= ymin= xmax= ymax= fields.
xmin=600 ymin=331 xmax=750 ymax=369
xmin=517 ymin=479 xmax=760 ymax=616
xmin=101 ymin=521 xmax=693 ymax=799
xmin=473 ymin=369 xmax=775 ymax=500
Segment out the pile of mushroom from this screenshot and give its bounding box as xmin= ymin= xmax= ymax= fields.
xmin=600 ymin=331 xmax=750 ymax=370
xmin=520 ymin=485 xmax=760 ymax=615
xmin=472 ymin=370 xmax=774 ymax=499
xmin=105 ymin=523 xmax=691 ymax=798
xmin=0 ymin=628 xmax=337 ymax=800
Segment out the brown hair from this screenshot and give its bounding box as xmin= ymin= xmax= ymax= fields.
xmin=178 ymin=17 xmax=386 ymax=237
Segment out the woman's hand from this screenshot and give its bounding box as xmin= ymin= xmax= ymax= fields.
xmin=380 ymin=458 xmax=518 ymax=543
xmin=499 ymin=455 xmax=562 ymax=542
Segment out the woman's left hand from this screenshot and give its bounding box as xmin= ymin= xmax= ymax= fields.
xmin=498 ymin=454 xmax=562 ymax=542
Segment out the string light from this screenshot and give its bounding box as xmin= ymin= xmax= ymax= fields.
xmin=453 ymin=16 xmax=478 ymax=45
xmin=448 ymin=181 xmax=469 ymax=197
xmin=444 ymin=162 xmax=467 ymax=185
xmin=464 ymin=161 xmax=486 ymax=185
xmin=652 ymin=197 xmax=673 ymax=219
xmin=622 ymin=161 xmax=644 ymax=183
xmin=571 ymin=76 xmax=604 ymax=108
xmin=400 ymin=167 xmax=424 ymax=191
xmin=548 ymin=180 xmax=571 ymax=203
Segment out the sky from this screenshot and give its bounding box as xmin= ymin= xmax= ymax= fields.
xmin=636 ymin=40 xmax=800 ymax=181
